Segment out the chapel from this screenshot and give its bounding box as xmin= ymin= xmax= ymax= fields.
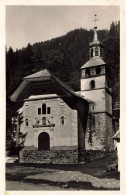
xmin=10 ymin=24 xmax=114 ymax=164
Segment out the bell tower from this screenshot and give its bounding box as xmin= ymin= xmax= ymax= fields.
xmin=80 ymin=15 xmax=113 ymax=151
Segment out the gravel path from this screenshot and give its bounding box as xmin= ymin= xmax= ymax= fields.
xmin=6 ymin=181 xmax=63 ymax=191
xmin=25 ymin=170 xmax=120 ymax=190
xmin=6 ymin=153 xmax=120 ymax=191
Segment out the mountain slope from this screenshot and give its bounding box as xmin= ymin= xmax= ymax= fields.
xmin=6 ymin=21 xmax=120 ymax=129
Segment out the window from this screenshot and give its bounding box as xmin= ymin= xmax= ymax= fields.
xmin=42 ymin=117 xmax=46 ymax=125
xmin=100 ymin=48 xmax=103 ymax=57
xmin=61 ymin=116 xmax=64 ymax=125
xmin=42 ymin=104 xmax=46 ymax=114
xmin=38 ymin=108 xmax=41 ymax=115
xmin=95 ymin=47 xmax=99 ymax=56
xmin=86 ymin=68 xmax=90 ymax=76
xmin=96 ymin=66 xmax=101 ymax=74
xmin=90 ymin=80 xmax=95 ymax=89
xmin=25 ymin=118 xmax=28 ymax=126
xmin=47 ymin=107 xmax=51 ymax=114
xmin=91 ymin=48 xmax=93 ymax=57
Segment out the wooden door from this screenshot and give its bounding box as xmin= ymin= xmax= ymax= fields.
xmin=38 ymin=132 xmax=50 ymax=150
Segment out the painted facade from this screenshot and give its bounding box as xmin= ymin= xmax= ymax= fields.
xmin=21 ymin=97 xmax=78 ymax=151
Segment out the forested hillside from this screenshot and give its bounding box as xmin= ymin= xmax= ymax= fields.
xmin=6 ymin=21 xmax=120 ymax=129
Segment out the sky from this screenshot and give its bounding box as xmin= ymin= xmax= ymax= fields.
xmin=6 ymin=5 xmax=120 ymax=51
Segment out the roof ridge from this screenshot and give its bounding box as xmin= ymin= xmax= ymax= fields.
xmin=24 ymin=68 xmax=50 ymax=79
xmin=81 ymin=56 xmax=106 ymax=69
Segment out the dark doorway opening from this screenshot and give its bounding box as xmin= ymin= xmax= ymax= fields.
xmin=38 ymin=132 xmax=50 ymax=150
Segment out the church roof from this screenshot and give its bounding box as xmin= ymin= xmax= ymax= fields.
xmin=10 ymin=69 xmax=87 ymax=103
xmin=81 ymin=56 xmax=106 ymax=69
xmin=24 ymin=69 xmax=50 ymax=79
xmin=113 ymin=130 xmax=120 ymax=139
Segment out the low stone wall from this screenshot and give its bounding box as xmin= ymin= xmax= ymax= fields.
xmin=19 ymin=149 xmax=78 ymax=164
xmin=79 ymin=150 xmax=106 ymax=163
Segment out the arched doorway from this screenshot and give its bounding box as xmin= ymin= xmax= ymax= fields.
xmin=38 ymin=132 xmax=50 ymax=150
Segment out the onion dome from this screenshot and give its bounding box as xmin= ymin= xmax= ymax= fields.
xmin=88 ymin=25 xmax=104 ymax=60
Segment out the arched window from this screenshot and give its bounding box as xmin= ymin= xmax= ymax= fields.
xmin=86 ymin=68 xmax=90 ymax=76
xmin=61 ymin=116 xmax=64 ymax=125
xmin=90 ymin=80 xmax=95 ymax=89
xmin=96 ymin=66 xmax=101 ymax=74
xmin=25 ymin=118 xmax=28 ymax=126
xmin=38 ymin=132 xmax=50 ymax=150
xmin=42 ymin=104 xmax=46 ymax=114
xmin=42 ymin=117 xmax=46 ymax=125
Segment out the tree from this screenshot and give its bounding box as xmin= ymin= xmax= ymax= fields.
xmin=6 ymin=111 xmax=27 ymax=156
xmin=6 ymin=23 xmax=120 ymax=133
xmin=109 ymin=21 xmax=120 ymax=38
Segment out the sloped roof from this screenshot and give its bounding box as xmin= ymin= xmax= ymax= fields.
xmin=113 ymin=130 xmax=120 ymax=139
xmin=113 ymin=101 xmax=120 ymax=111
xmin=81 ymin=56 xmax=106 ymax=69
xmin=24 ymin=69 xmax=50 ymax=79
xmin=10 ymin=69 xmax=87 ymax=103
xmin=89 ymin=40 xmax=103 ymax=47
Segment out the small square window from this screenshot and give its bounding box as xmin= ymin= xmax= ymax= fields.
xmin=25 ymin=118 xmax=28 ymax=126
xmin=61 ymin=116 xmax=65 ymax=125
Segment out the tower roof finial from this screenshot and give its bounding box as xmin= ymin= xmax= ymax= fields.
xmin=89 ymin=14 xmax=104 ymax=59
xmin=93 ymin=14 xmax=99 ymax=28
xmin=92 ymin=14 xmax=99 ymax=42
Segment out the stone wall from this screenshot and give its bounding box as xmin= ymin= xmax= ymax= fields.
xmin=105 ymin=92 xmax=112 ymax=114
xmin=79 ymin=150 xmax=106 ymax=162
xmin=85 ymin=113 xmax=113 ymax=151
xmin=19 ymin=149 xmax=78 ymax=164
xmin=106 ymin=115 xmax=114 ymax=151
xmin=85 ymin=113 xmax=107 ymax=151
